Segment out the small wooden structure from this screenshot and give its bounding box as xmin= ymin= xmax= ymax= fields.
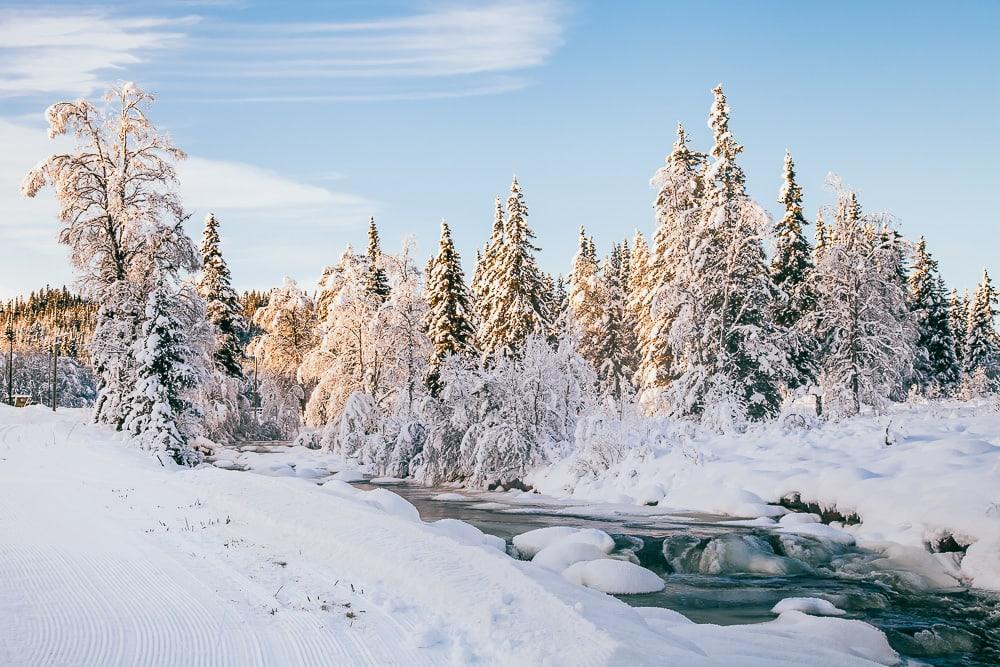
xmin=12 ymin=395 xmax=32 ymax=408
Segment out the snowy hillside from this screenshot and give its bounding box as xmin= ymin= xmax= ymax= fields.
xmin=0 ymin=405 xmax=904 ymax=666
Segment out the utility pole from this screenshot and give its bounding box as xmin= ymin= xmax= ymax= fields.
xmin=51 ymin=336 xmax=59 ymax=411
xmin=4 ymin=311 xmax=13 ymax=406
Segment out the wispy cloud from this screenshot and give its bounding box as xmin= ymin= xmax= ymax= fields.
xmin=0 ymin=1 xmax=566 ymax=102
xmin=0 ymin=10 xmax=189 ymax=97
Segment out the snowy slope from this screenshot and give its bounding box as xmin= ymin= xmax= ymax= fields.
xmin=529 ymin=400 xmax=1000 ymax=591
xmin=0 ymin=406 xmax=901 ymax=665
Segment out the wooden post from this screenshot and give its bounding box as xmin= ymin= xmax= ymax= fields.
xmin=51 ymin=337 xmax=59 ymax=411
xmin=5 ymin=313 xmax=13 ymax=406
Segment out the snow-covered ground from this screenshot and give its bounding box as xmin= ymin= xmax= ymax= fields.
xmin=0 ymin=405 xmax=905 ymax=665
xmin=530 ymin=400 xmax=1000 ymax=591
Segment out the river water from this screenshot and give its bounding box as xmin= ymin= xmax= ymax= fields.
xmin=358 ymin=480 xmax=999 ymax=666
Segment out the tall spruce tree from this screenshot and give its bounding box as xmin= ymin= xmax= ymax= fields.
xmin=197 ymin=213 xmax=246 ymax=379
xmin=425 ymin=220 xmax=476 ymax=395
xmin=771 ymin=150 xmax=817 ymax=391
xmin=665 ymin=85 xmax=787 ymax=427
xmin=595 ymin=243 xmax=636 ymax=402
xmin=364 ymin=216 xmax=391 ymax=304
xmin=478 ymin=177 xmax=549 ymax=356
xmin=568 ymin=226 xmax=603 ymax=368
xmin=907 ymin=237 xmax=959 ymax=391
xmin=965 ymin=268 xmax=1000 ymax=378
xmin=639 ymin=123 xmax=706 ymax=408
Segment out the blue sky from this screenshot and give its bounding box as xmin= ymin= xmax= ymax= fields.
xmin=0 ymin=0 xmax=997 ymax=297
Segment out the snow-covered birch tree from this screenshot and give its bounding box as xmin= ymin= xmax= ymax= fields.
xmin=21 ymin=83 xmax=200 ymax=435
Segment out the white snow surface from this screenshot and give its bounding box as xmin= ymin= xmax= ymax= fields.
xmin=529 ymin=400 xmax=1000 ymax=591
xmin=0 ymin=406 xmax=906 ymax=665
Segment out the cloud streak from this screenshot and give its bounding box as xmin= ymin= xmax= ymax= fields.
xmin=0 ymin=1 xmax=566 ymax=102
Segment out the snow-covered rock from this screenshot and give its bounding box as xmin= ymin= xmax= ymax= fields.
xmin=512 ymin=526 xmax=614 ymax=559
xmin=562 ymin=559 xmax=665 ymax=594
xmin=771 ymin=597 xmax=846 ymax=616
xmin=532 ymin=541 xmax=608 ymax=573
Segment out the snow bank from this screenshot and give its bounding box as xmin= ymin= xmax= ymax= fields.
xmin=563 ymin=559 xmax=665 ymax=594
xmin=0 ymin=406 xmax=909 ymax=665
xmin=529 ymin=399 xmax=1000 ymax=590
xmin=771 ymin=597 xmax=846 ymax=616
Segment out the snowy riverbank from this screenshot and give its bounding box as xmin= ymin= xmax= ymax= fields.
xmin=0 ymin=405 xmax=906 ymax=665
xmin=528 ymin=399 xmax=1000 ymax=592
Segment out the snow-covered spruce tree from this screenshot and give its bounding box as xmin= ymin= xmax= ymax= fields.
xmin=197 ymin=213 xmax=246 ymax=379
xmin=949 ymin=289 xmax=970 ymax=369
xmin=965 ymin=268 xmax=1000 ymax=381
xmin=424 ymin=220 xmax=476 ymax=396
xmin=123 ymin=277 xmax=202 ymax=465
xmin=808 ymin=185 xmax=917 ymax=416
xmin=637 ymin=125 xmax=707 ymax=411
xmin=478 ymin=177 xmax=550 ymax=357
xmin=22 ymin=83 xmax=200 ymax=431
xmin=664 ymin=86 xmax=788 ymax=429
xmin=907 ymin=236 xmax=960 ymax=392
xmin=595 ymin=243 xmax=637 ymax=404
xmin=813 ymin=210 xmax=830 ymax=261
xmin=771 ymin=150 xmax=818 ymax=392
xmin=615 ymin=237 xmax=640 ymax=393
xmin=567 ymin=226 xmax=603 ymax=369
xmin=364 ymin=216 xmax=391 ymax=304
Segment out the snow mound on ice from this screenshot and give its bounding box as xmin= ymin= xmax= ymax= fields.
xmin=370 ymin=476 xmax=404 ymax=485
xmin=771 ymin=597 xmax=845 ymax=616
xmin=331 ymin=469 xmax=366 ymax=482
xmin=563 ymin=559 xmax=665 ymax=594
xmin=512 ymin=527 xmax=614 ymax=559
xmin=779 ymin=512 xmax=822 ymax=525
xmin=432 ymin=493 xmax=468 ymax=501
xmin=532 ymin=541 xmax=608 ymax=573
